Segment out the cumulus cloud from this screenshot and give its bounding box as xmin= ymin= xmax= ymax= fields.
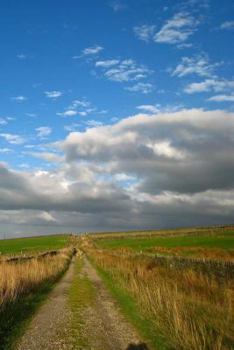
xmin=0 ymin=148 xmax=12 ymax=153
xmin=96 ymin=58 xmax=152 ymax=82
xmin=171 ymin=55 xmax=220 ymax=78
xmin=95 ymin=60 xmax=119 ymax=68
xmin=57 ymin=109 xmax=234 ymax=194
xmin=184 ymin=78 xmax=234 ymax=94
xmin=85 ymin=120 xmax=104 ymax=127
xmin=0 ymin=133 xmax=25 ymax=145
xmin=154 ymin=12 xmax=198 ymax=44
xmin=58 ymin=98 xmax=97 ymax=118
xmin=60 ymin=110 xmax=78 ymax=117
xmin=82 ymin=45 xmax=103 ymax=56
xmin=134 ymin=25 xmax=156 ymax=42
xmin=125 ymin=82 xmax=154 ymax=94
xmin=134 ymin=12 xmax=199 ymax=46
xmin=0 ymin=118 xmax=7 ymax=125
xmin=11 ymin=96 xmax=27 ymax=102
xmin=220 ymin=21 xmax=234 ymax=30
xmin=44 ymin=91 xmax=63 ymax=99
xmin=36 ymin=126 xmax=52 ymax=139
xmin=27 ymin=152 xmax=63 ymax=163
xmin=1 ymin=109 xmax=234 ymax=235
xmin=136 ymin=105 xmax=160 ymax=113
xmin=208 ymin=94 xmax=234 ymax=102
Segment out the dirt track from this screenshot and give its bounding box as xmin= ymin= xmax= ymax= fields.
xmin=16 ymin=257 xmax=149 ymax=350
xmin=17 ymin=260 xmax=75 ymax=350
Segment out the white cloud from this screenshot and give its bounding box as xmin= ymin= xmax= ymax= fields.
xmin=58 ymin=98 xmax=96 ymax=118
xmin=56 ymin=108 xmax=234 ymax=200
xmin=95 ymin=60 xmax=119 ymax=68
xmin=70 ymin=99 xmax=90 ymax=109
xmin=1 ymin=109 xmax=234 ymax=234
xmin=0 ymin=133 xmax=25 ymax=145
xmin=64 ymin=123 xmax=81 ymax=132
xmin=44 ymin=91 xmax=63 ymax=99
xmin=154 ymin=12 xmax=198 ymax=44
xmin=134 ymin=25 xmax=156 ymax=42
xmin=184 ymin=78 xmax=234 ymax=94
xmin=0 ymin=148 xmax=12 ymax=153
xmin=114 ymin=173 xmax=136 ymax=182
xmin=82 ymin=45 xmax=103 ymax=56
xmin=36 ymin=126 xmax=52 ymax=139
xmin=125 ymin=82 xmax=154 ymax=94
xmin=220 ymin=21 xmax=234 ymax=30
xmin=208 ymin=94 xmax=234 ymax=102
xmin=38 ymin=211 xmax=57 ymax=222
xmin=27 ymin=151 xmax=62 ymax=163
xmin=172 ymin=55 xmax=220 ymax=78
xmin=136 ymin=105 xmax=160 ymax=113
xmin=0 ymin=118 xmax=7 ymax=125
xmin=96 ymin=58 xmax=152 ymax=83
xmin=11 ymin=96 xmax=27 ymax=102
xmin=60 ymin=110 xmax=78 ymax=117
xmin=147 ymin=140 xmax=186 ymax=160
xmin=85 ymin=120 xmax=104 ymax=128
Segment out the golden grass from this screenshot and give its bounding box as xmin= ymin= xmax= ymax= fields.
xmin=0 ymin=248 xmax=73 ymax=307
xmin=86 ymin=246 xmax=234 ymax=350
xmin=146 ymin=246 xmax=234 ymax=261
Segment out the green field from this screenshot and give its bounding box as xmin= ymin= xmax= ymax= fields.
xmin=0 ymin=234 xmax=70 ymax=255
xmin=95 ymin=229 xmax=234 ymax=251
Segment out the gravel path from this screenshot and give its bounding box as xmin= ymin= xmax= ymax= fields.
xmin=78 ymin=257 xmax=148 ymax=350
xmin=16 ymin=256 xmax=149 ymax=350
xmin=16 ymin=260 xmax=75 ymax=350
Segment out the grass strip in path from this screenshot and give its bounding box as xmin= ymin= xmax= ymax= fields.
xmin=68 ymin=256 xmax=95 ymax=348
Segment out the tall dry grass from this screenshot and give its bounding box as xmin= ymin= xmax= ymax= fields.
xmin=0 ymin=248 xmax=73 ymax=307
xmin=87 ymin=247 xmax=234 ymax=350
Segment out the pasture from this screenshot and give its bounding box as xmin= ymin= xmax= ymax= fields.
xmin=82 ymin=226 xmax=234 ymax=349
xmin=94 ymin=227 xmax=234 ymax=261
xmin=0 ymin=234 xmax=70 ymax=255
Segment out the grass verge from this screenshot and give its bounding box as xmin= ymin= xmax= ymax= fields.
xmin=0 ymin=264 xmax=69 ymax=350
xmin=91 ymin=258 xmax=169 ymax=350
xmin=86 ymin=248 xmax=233 ymax=350
xmin=0 ymin=249 xmax=73 ymax=350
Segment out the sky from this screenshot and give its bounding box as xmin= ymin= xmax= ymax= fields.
xmin=0 ymin=0 xmax=234 ymax=237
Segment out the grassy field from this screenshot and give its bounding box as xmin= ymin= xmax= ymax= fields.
xmin=0 ymin=234 xmax=70 ymax=255
xmin=1 ymin=227 xmax=233 ymax=349
xmin=96 ymin=234 xmax=234 ymax=250
xmin=94 ymin=227 xmax=234 ymax=261
xmin=82 ymin=226 xmax=234 ymax=349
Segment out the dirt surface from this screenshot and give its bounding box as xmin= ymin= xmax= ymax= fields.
xmin=16 ymin=257 xmax=148 ymax=350
xmin=16 ymin=260 xmax=75 ymax=350
xmin=78 ymin=257 xmax=147 ymax=350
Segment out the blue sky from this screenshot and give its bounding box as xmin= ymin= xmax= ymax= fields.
xmin=0 ymin=0 xmax=234 ymax=237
